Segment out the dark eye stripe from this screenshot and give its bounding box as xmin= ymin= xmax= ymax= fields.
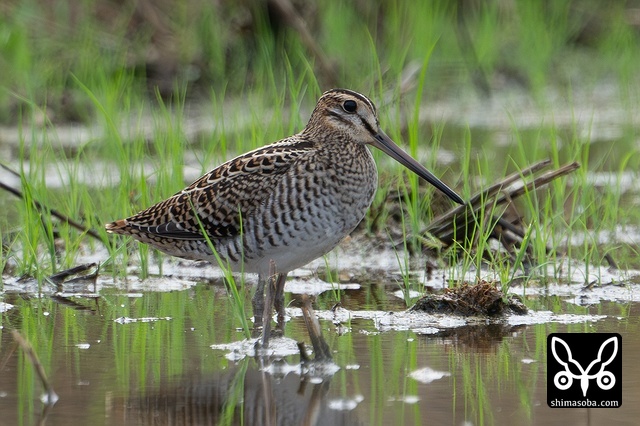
xmin=327 ymin=109 xmax=352 ymax=124
xmin=359 ymin=115 xmax=377 ymax=135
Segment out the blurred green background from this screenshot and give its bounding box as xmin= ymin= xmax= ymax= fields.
xmin=2 ymin=0 xmax=639 ymax=124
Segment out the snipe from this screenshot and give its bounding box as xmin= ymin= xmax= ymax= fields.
xmin=106 ymin=89 xmax=464 ymax=346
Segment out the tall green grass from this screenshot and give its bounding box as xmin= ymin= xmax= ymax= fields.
xmin=0 ymin=0 xmax=638 ymax=287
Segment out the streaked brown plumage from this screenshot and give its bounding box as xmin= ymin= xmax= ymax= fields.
xmin=106 ymin=88 xmax=464 ymax=345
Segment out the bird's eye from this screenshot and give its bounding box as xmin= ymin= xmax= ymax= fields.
xmin=342 ymin=100 xmax=357 ymax=113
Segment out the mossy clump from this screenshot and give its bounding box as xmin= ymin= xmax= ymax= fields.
xmin=410 ymin=281 xmax=527 ymax=316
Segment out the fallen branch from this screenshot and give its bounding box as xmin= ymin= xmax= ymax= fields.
xmin=423 ymin=160 xmax=582 ymax=264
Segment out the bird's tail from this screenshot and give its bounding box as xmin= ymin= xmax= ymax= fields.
xmin=105 ymin=219 xmax=130 ymax=235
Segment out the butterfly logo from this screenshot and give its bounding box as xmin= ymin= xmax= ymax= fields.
xmin=551 ymin=336 xmax=618 ymax=397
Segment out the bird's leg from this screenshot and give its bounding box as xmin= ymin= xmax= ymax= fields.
xmin=273 ymin=272 xmax=287 ymax=332
xmin=252 ymin=274 xmax=267 ymax=332
xmin=260 ymin=261 xmax=280 ymax=348
xmin=300 ymin=294 xmax=332 ymax=361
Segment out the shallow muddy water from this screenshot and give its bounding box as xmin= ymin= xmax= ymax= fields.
xmin=1 ymin=245 xmax=640 ymax=426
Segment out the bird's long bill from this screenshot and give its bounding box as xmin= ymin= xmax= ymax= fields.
xmin=372 ymin=130 xmax=465 ymax=205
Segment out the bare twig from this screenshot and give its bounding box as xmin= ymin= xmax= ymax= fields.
xmin=0 ymin=163 xmax=103 ymax=242
xmin=47 ymin=262 xmax=98 ymax=285
xmin=11 ymin=330 xmax=59 ymax=406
